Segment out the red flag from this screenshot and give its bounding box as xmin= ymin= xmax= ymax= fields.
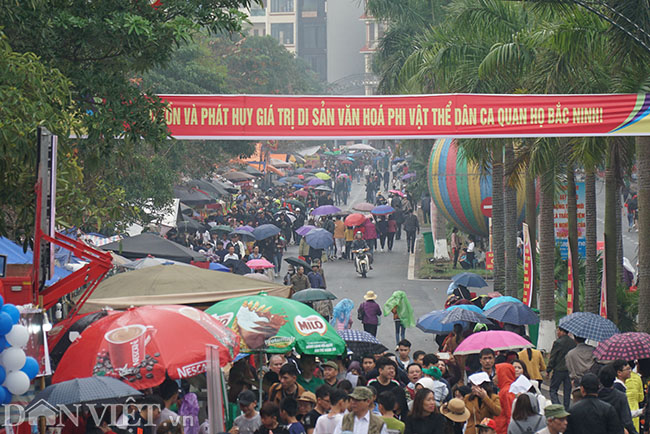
xmin=600 ymin=237 xmax=608 ymax=318
xmin=567 ymin=240 xmax=574 ymax=314
xmin=522 ymin=223 xmax=533 ymax=307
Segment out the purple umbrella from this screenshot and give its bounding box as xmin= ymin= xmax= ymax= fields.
xmin=401 ymin=173 xmax=416 ymax=181
xmin=311 ymin=205 xmax=341 ymax=216
xmin=307 ymin=178 xmax=325 ymax=186
xmin=295 ymin=225 xmax=316 ymax=236
xmin=236 ymin=225 xmax=254 ymax=232
xmin=371 ymin=205 xmax=395 ymax=215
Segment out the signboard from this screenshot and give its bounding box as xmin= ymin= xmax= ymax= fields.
xmin=158 ymin=93 xmax=650 ymax=140
xmin=485 ymin=251 xmax=494 ymax=270
xmin=522 ymin=223 xmax=533 ymax=307
xmin=554 ymin=181 xmax=586 ymax=258
xmin=481 ymin=197 xmax=493 ymax=218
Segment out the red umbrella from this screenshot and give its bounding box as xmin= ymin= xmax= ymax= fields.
xmin=246 ymin=258 xmax=275 ymax=270
xmin=389 ymin=189 xmax=406 ymax=197
xmin=294 ymin=190 xmax=309 ymax=198
xmin=345 ymin=213 xmax=367 ymax=226
xmin=52 ymin=305 xmax=239 ymax=389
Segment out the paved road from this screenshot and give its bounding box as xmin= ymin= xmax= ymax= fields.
xmin=595 ymin=178 xmax=638 ymax=266
xmin=283 ymin=179 xmax=471 ymax=355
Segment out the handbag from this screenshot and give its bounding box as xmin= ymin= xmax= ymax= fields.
xmin=357 ymin=304 xmax=364 ymax=321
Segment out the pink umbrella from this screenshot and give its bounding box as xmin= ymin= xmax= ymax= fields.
xmin=246 ymin=258 xmax=275 ymax=270
xmin=389 ymin=189 xmax=405 ymax=197
xmin=294 ymin=190 xmax=309 ymax=198
xmin=453 ymin=330 xmax=533 ymax=355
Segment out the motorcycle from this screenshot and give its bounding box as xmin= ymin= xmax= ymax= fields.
xmin=352 ymin=248 xmax=371 ymax=278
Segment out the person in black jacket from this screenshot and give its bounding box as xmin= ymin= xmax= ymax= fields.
xmin=565 ymin=373 xmax=623 ymax=434
xmin=597 ymin=365 xmax=638 ymax=434
xmin=403 ymin=210 xmax=420 ymax=254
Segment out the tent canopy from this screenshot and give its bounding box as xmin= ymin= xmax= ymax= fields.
xmin=80 ymin=264 xmax=289 ymax=312
xmin=101 ymin=233 xmax=206 ymax=263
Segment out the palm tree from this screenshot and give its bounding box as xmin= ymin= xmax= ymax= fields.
xmin=566 ymin=163 xmax=579 ymax=308
xmin=504 ymin=143 xmax=519 ymax=297
xmin=637 ymin=139 xmax=650 ymax=333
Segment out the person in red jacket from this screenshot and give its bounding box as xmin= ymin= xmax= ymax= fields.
xmin=494 ymin=363 xmax=516 ymax=434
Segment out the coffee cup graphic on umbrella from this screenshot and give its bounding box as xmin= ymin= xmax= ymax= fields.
xmin=104 ymin=324 xmax=153 ymax=370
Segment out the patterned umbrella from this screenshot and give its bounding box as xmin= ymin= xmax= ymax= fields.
xmin=593 ymin=332 xmax=650 ymax=361
xmin=558 ymin=312 xmax=620 ymax=342
xmin=440 ymin=305 xmax=492 ymax=325
xmin=484 ymin=302 xmax=539 ymax=325
xmin=416 ymin=310 xmax=469 ymax=334
xmin=371 ymin=205 xmax=395 ymax=215
xmin=337 ymin=329 xmax=388 ymax=355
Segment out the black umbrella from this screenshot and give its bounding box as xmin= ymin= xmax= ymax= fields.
xmin=253 ymin=224 xmax=281 ymax=240
xmin=48 ymin=311 xmax=115 ymax=370
xmin=102 ymin=233 xmax=206 ymax=263
xmin=224 ymin=259 xmax=252 ymax=275
xmin=27 ymin=377 xmax=142 ymax=407
xmin=173 ymin=185 xmax=215 ymax=205
xmin=177 ymin=218 xmax=206 ymax=233
xmin=292 ymin=288 xmax=337 ymax=302
xmin=186 ymin=179 xmax=229 ymax=197
xmin=284 ymin=257 xmax=311 ymax=269
xmin=314 ymin=185 xmax=333 ymax=192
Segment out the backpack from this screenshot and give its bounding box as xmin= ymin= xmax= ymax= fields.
xmin=512 ymin=415 xmax=545 ymax=434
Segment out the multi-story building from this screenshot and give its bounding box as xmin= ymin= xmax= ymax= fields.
xmin=243 ymin=0 xmax=369 ymax=92
xmin=359 ymin=1 xmax=385 ymax=95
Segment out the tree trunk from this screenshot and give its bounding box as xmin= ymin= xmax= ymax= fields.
xmin=504 ymin=143 xmax=518 ymax=297
xmin=567 ymin=165 xmax=579 ymax=308
xmin=539 ymin=180 xmax=556 ymax=321
xmin=604 ymin=145 xmax=619 ymax=324
xmin=636 ymin=137 xmax=650 ymax=333
xmin=525 ymin=172 xmax=538 ymax=306
xmin=616 ymin=182 xmax=624 ymax=283
xmin=584 ymin=169 xmax=599 ymax=313
xmin=492 ymin=145 xmax=505 ymax=293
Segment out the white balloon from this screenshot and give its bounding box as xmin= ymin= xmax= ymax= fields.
xmin=4 ymin=371 xmax=30 ymax=395
xmin=6 ymin=325 xmax=29 ymax=348
xmin=1 ymin=347 xmax=26 ymax=371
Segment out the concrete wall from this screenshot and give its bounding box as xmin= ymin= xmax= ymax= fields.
xmin=326 ymin=0 xmax=366 ymax=91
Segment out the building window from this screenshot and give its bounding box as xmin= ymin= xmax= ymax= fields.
xmin=250 ymin=0 xmax=266 ymax=16
xmin=271 ymin=23 xmax=294 ymax=45
xmin=271 ymin=0 xmax=294 ymax=13
xmin=302 ymin=0 xmax=319 ymax=12
xmin=302 ymin=24 xmax=325 ymax=49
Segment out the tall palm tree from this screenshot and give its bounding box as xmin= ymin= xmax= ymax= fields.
xmin=504 ymin=143 xmax=519 ymax=297
xmin=637 ymin=139 xmax=650 ymax=333
xmin=566 ymin=163 xmax=580 ymax=308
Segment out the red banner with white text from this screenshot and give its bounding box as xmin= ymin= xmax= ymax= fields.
xmin=567 ymin=241 xmax=574 ymax=315
xmin=157 ymin=93 xmax=650 ymax=139
xmin=522 ymin=223 xmax=533 ymax=307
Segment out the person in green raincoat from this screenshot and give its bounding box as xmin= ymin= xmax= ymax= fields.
xmin=383 ymin=290 xmax=415 ymax=346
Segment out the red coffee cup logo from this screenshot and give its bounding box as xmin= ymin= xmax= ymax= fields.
xmin=104 ymin=324 xmax=148 ymax=370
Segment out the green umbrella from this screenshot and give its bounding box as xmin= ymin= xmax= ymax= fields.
xmin=206 ymin=293 xmax=345 ymax=355
xmin=285 ymin=199 xmax=305 ymax=209
xmin=292 ymin=288 xmax=337 ymax=302
xmin=210 ymin=225 xmax=233 ymax=234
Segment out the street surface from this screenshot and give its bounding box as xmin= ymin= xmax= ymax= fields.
xmin=283 ymin=178 xmax=483 ymax=354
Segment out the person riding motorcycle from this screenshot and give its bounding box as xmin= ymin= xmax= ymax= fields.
xmin=351 ymin=231 xmax=373 ymax=268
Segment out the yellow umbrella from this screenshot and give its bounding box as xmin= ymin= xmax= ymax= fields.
xmin=315 ymin=172 xmax=331 ymax=180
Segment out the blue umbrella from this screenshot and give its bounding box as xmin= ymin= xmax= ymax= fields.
xmin=484 ymin=302 xmax=539 ymax=325
xmin=452 ymin=272 xmax=488 ymax=288
xmin=311 ymin=205 xmax=341 ymax=216
xmin=27 ymin=376 xmax=141 ymax=407
xmin=392 ymin=157 xmax=405 ymax=163
xmin=305 ymin=228 xmax=334 ymax=249
xmin=307 ymin=178 xmax=325 ymax=186
xmin=483 ymin=296 xmax=522 ymax=311
xmin=558 ymin=312 xmax=620 ymax=342
xmin=371 ymin=205 xmax=395 ymax=215
xmin=253 ymin=224 xmax=281 ymax=240
xmin=449 ymin=304 xmax=483 ymax=314
xmin=293 ymin=184 xmax=305 ymax=188
xmin=440 ymin=305 xmax=492 ymax=324
xmin=209 ymin=262 xmax=230 ymax=272
xmin=417 ymin=310 xmax=469 ymax=334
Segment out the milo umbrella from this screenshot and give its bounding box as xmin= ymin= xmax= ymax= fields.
xmin=206 ymin=293 xmax=345 ymax=355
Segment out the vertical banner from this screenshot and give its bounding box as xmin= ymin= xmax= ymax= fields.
xmin=522 ymin=223 xmax=533 ymax=307
xmin=600 ymin=237 xmax=608 ymax=318
xmin=567 ymin=239 xmax=574 ymax=315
